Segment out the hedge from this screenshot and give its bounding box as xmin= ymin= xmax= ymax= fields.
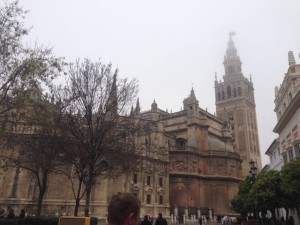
xmin=0 ymin=216 xmax=98 ymax=225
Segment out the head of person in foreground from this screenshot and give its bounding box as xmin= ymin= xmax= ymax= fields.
xmin=108 ymin=193 xmax=141 ymax=225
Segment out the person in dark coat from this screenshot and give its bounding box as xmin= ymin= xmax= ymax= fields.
xmin=155 ymin=213 xmax=167 ymax=225
xmin=141 ymin=215 xmax=152 ymax=225
xmin=198 ymin=217 xmax=203 ymax=225
xmin=287 ymin=216 xmax=294 ymax=225
xmin=0 ymin=208 xmax=5 ymax=218
xmin=7 ymin=206 xmax=15 ymax=219
xmin=19 ymin=209 xmax=25 ymax=219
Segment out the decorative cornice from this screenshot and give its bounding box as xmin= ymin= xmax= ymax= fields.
xmin=273 ymin=90 xmax=300 ymax=133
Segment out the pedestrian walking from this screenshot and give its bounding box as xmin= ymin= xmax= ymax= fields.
xmin=0 ymin=208 xmax=5 ymax=218
xmin=155 ymin=213 xmax=168 ymax=225
xmin=236 ymin=216 xmax=242 ymax=225
xmin=198 ymin=216 xmax=203 ymax=225
xmin=19 ymin=209 xmax=25 ymax=219
xmin=141 ymin=215 xmax=152 ymax=225
xmin=286 ymin=216 xmax=294 ymax=225
xmin=7 ymin=206 xmax=15 ymax=219
xmin=279 ymin=216 xmax=286 ymax=225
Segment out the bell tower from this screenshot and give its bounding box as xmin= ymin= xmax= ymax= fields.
xmin=214 ymin=33 xmax=262 ymax=177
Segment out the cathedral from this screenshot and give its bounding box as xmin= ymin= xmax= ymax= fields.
xmin=0 ymin=35 xmax=261 ymax=219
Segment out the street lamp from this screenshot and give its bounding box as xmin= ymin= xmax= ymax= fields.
xmin=249 ymin=159 xmax=258 ymax=225
xmin=249 ymin=159 xmax=257 ymax=182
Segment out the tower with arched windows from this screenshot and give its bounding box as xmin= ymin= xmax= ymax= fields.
xmin=214 ymin=34 xmax=262 ymax=177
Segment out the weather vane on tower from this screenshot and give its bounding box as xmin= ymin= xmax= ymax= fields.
xmin=229 ymin=31 xmax=236 ymax=38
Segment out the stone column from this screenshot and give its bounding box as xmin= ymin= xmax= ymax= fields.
xmin=209 ymin=208 xmax=213 ymax=220
xmin=185 ymin=207 xmax=188 ymax=217
xmin=197 ymin=208 xmax=201 ymax=219
xmin=10 ymin=166 xmax=20 ymax=198
xmin=174 ymin=205 xmax=178 ymax=218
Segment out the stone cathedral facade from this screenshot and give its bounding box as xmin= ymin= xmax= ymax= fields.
xmin=0 ymin=35 xmax=262 ymax=219
xmin=0 ymin=90 xmax=242 ymax=219
xmin=214 ymin=35 xmax=262 ymax=177
xmin=140 ymin=91 xmax=242 ymax=218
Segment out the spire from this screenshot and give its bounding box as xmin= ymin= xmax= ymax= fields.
xmin=288 ymin=51 xmax=296 ymax=66
xmin=151 ymin=99 xmax=158 ymax=111
xmin=130 ymin=106 xmax=134 ymax=114
xmin=223 ymin=32 xmax=242 ymax=77
xmin=214 ymin=72 xmax=218 ymax=85
xmin=190 ymin=88 xmax=196 ymax=99
xmin=135 ymin=98 xmax=140 ymax=114
xmin=183 ymin=88 xmax=199 ymax=110
xmin=108 ymin=70 xmax=118 ymax=115
xmin=112 ymin=69 xmax=117 ymax=94
xmin=226 ymin=32 xmax=238 ymax=58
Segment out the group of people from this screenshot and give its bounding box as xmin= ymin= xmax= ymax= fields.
xmin=139 ymin=214 xmax=168 ymax=225
xmin=0 ymin=206 xmax=15 ymax=219
xmin=0 ymin=207 xmax=25 ymax=219
xmin=107 ymin=193 xmax=167 ymax=225
xmin=282 ymin=216 xmax=295 ymax=225
xmin=107 ymin=194 xmax=298 ymax=225
xmin=1 ymin=194 xmax=297 ymax=225
xmin=221 ymin=215 xmax=232 ymax=225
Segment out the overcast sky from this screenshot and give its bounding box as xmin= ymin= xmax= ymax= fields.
xmin=19 ymin=0 xmax=300 ymax=167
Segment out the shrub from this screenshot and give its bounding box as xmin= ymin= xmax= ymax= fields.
xmin=91 ymin=217 xmax=98 ymax=225
xmin=0 ymin=216 xmax=98 ymax=225
xmin=23 ymin=217 xmax=58 ymax=225
xmin=0 ymin=218 xmax=16 ymax=225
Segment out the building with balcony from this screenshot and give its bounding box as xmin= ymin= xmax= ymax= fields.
xmin=273 ymin=51 xmax=300 ymax=164
xmin=263 ymin=51 xmax=300 ymax=223
xmin=265 ymin=138 xmax=283 ymax=171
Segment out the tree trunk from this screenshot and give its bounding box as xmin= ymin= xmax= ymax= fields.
xmin=74 ymin=198 xmax=80 ymax=216
xmin=84 ymin=186 xmax=92 ymax=217
xmin=36 ymin=172 xmax=48 ymax=216
xmin=285 ymin=207 xmax=289 ymax=220
xmin=37 ymin=190 xmax=44 ymax=216
xmin=261 ymin=213 xmax=266 ymax=225
xmin=84 ymin=164 xmax=95 ymax=217
xmin=74 ymin=178 xmax=83 ymax=216
xmin=270 ymin=209 xmax=276 ymax=224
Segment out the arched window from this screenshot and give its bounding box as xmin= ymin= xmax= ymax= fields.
xmin=227 ymin=86 xmax=231 ymax=98
xmin=238 ymin=87 xmax=242 ymax=96
xmin=176 ymin=138 xmax=186 ymax=150
xmin=222 ymin=91 xmax=225 ymax=100
xmin=233 ymin=88 xmax=237 ymax=97
xmin=217 ymin=92 xmax=221 ymax=101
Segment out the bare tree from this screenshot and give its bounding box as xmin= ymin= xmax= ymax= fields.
xmin=57 ymin=58 xmax=138 ymax=216
xmin=0 ymin=0 xmax=65 ymax=190
xmin=55 ymin=144 xmax=87 ymax=216
xmin=0 ymin=0 xmax=65 ymax=113
xmin=0 ymin=90 xmax=66 ymax=216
